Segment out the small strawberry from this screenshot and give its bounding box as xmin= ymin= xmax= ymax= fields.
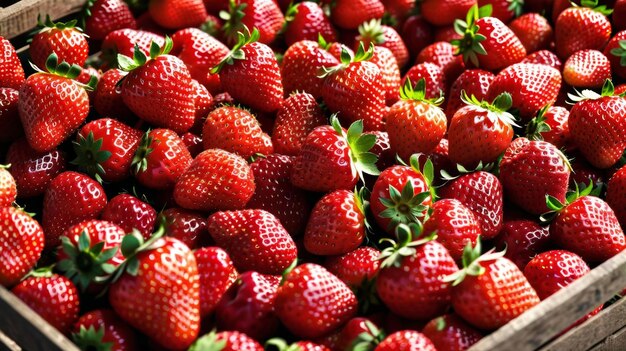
xmin=148 ymin=0 xmax=208 ymax=29
xmin=189 ymin=331 xmax=263 ymax=351
xmin=30 ymin=16 xmax=88 ymax=69
xmin=422 ymin=314 xmax=483 ymax=351
xmin=508 ymin=13 xmax=553 ymax=54
xmin=477 ymin=0 xmax=523 ymax=22
xmin=331 ymin=0 xmax=384 ymax=30
xmin=0 ymin=88 xmax=23 ymax=143
xmin=524 ymin=250 xmax=591 ymax=300
xmin=522 ymin=49 xmax=563 ymax=70
xmin=101 ymin=194 xmax=157 ymax=239
xmin=0 ymin=165 xmax=16 ymax=207
xmin=526 ymin=105 xmax=571 ymax=150
xmin=421 ymin=0 xmax=476 ymax=26
xmin=0 ymin=207 xmax=44 ymax=287
xmin=6 ymin=139 xmax=66 ymax=198
xmin=370 ymin=46 xmax=401 ymax=105
xmin=221 ymin=0 xmax=284 ymax=46
xmin=93 ymin=69 xmax=133 ymax=121
xmin=281 ymin=39 xmax=339 ymax=99
xmin=101 ymin=29 xmax=164 ymax=66
xmin=283 ymin=1 xmax=337 ymax=46
xmin=607 ymin=165 xmax=626 ymax=228
xmin=324 ymin=246 xmax=381 ymax=288
xmin=72 ymin=309 xmax=138 ymax=351
xmin=357 ymin=19 xmax=409 ymax=68
xmin=495 ymin=219 xmax=551 ymax=269
xmin=445 ymin=69 xmax=495 ymax=120
xmin=375 ymin=331 xmax=437 ymax=351
xmin=0 ymin=37 xmax=25 ymax=89
xmin=82 ymin=0 xmax=137 ymax=40
xmin=554 ymin=0 xmax=612 ymax=59
xmin=162 ymin=208 xmax=208 ymax=249
xmin=272 ymin=92 xmax=327 ymax=156
xmin=195 ymin=247 xmax=238 ymax=317
xmin=563 ymin=49 xmax=611 ymax=88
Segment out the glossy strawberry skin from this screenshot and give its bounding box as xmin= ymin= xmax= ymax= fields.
xmin=30 ymin=27 xmax=88 ymax=69
xmin=272 ymin=92 xmax=327 ymax=156
xmin=417 ymin=41 xmax=465 ymax=86
xmin=422 ymin=314 xmax=483 ymax=351
xmin=421 ymin=0 xmax=475 ymax=26
xmin=134 ymin=129 xmax=193 ymax=190
xmin=0 ymin=207 xmax=44 ymax=287
xmin=509 ymin=13 xmax=553 ymax=54
xmin=101 ymin=29 xmax=164 ymax=65
xmin=324 ymin=246 xmax=381 ymax=288
xmin=195 ymin=247 xmax=238 ymax=317
xmin=285 ymin=1 xmax=337 ymax=46
xmin=0 ymin=88 xmax=23 ymax=143
xmin=555 ymin=7 xmax=611 ymax=59
xmin=371 ymin=46 xmax=401 ymax=105
xmin=6 ymin=139 xmax=66 ymax=198
xmin=563 ymin=49 xmax=611 ymax=88
xmin=524 ymin=250 xmax=590 ymax=300
xmin=375 ymin=331 xmax=437 ymax=351
xmin=100 ymin=194 xmax=156 ymax=240
xmin=495 ymin=219 xmax=551 ymax=270
xmin=607 ymin=165 xmax=626 ymax=229
xmin=0 ymin=37 xmax=25 ymax=90
xmin=402 ymin=63 xmax=445 ymax=100
xmin=72 ymin=309 xmax=138 ymax=351
xmin=538 ymin=106 xmax=571 ymax=149
xmin=331 ymin=0 xmax=385 ymax=30
xmin=84 ymin=0 xmax=137 ymax=40
xmin=522 ymin=50 xmax=563 ymax=70
xmin=445 ymin=69 xmax=494 ymax=120
xmin=233 ymin=0 xmax=284 ymax=45
xmin=281 ymin=40 xmax=339 ymax=99
xmin=470 ymin=17 xmax=526 ymax=71
xmin=93 ymin=69 xmax=133 ymax=121
xmin=162 ymin=208 xmax=208 ymax=249
xmin=149 ymin=0 xmax=208 ymax=29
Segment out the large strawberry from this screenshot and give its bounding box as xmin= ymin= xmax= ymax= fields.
xmin=221 ymin=0 xmax=284 ymax=45
xmin=284 ymin=1 xmax=336 ymax=46
xmin=0 ymin=37 xmax=25 ymax=89
xmin=375 ymin=331 xmax=437 ymax=351
xmin=148 ymin=0 xmax=208 ymax=29
xmin=331 ymin=0 xmax=384 ymax=30
xmin=495 ymin=219 xmax=551 ymax=269
xmin=607 ymin=165 xmax=626 ymax=228
xmin=281 ymin=39 xmax=339 ymax=99
xmin=195 ymin=247 xmax=238 ymax=317
xmin=100 ymin=194 xmax=157 ymax=239
xmin=82 ymin=0 xmax=137 ymax=40
xmin=6 ymin=139 xmax=66 ymax=198
xmin=0 ymin=207 xmax=44 ymax=287
xmin=272 ymin=92 xmax=327 ymax=156
xmin=563 ymin=49 xmax=611 ymax=88
xmin=422 ymin=314 xmax=483 ymax=351
xmin=71 ymin=309 xmax=138 ymax=351
xmin=554 ymin=0 xmax=611 ymax=59
xmin=30 ymin=16 xmax=88 ymax=69
xmin=357 ymin=18 xmax=409 ymax=68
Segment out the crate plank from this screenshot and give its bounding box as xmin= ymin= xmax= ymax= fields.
xmin=590 ymin=326 xmax=626 ymax=351
xmin=0 ymin=0 xmax=85 ymax=39
xmin=468 ymin=251 xmax=626 ymax=351
xmin=0 ymin=331 xmax=20 ymax=351
xmin=0 ymin=285 xmax=79 ymax=351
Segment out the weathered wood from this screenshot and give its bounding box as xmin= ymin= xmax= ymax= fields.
xmin=0 ymin=0 xmax=85 ymax=39
xmin=590 ymin=326 xmax=626 ymax=351
xmin=0 ymin=331 xmax=20 ymax=351
xmin=468 ymin=251 xmax=626 ymax=351
xmin=0 ymin=285 xmax=79 ymax=351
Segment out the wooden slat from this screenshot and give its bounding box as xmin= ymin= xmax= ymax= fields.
xmin=468 ymin=251 xmax=626 ymax=351
xmin=0 ymin=0 xmax=85 ymax=39
xmin=0 ymin=285 xmax=79 ymax=351
xmin=590 ymin=326 xmax=626 ymax=351
xmin=0 ymin=331 xmax=21 ymax=351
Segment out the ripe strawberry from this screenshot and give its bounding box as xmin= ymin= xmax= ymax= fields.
xmin=0 ymin=37 xmax=25 ymax=89
xmin=30 ymin=16 xmax=88 ymax=69
xmin=71 ymin=309 xmax=138 ymax=351
xmin=0 ymin=88 xmax=23 ymax=143
xmin=212 ymin=28 xmax=283 ymax=113
xmin=194 ymin=247 xmax=238 ymax=317
xmin=181 ymin=132 xmax=203 ymax=158
xmin=267 ymin=339 xmax=331 ymax=351
xmin=284 ymin=1 xmax=337 ymax=46
xmin=216 ymin=272 xmax=281 ymax=340
xmin=568 ymin=80 xmax=626 ymax=169
xmin=221 ymin=0 xmax=284 ymax=46
xmin=367 ymin=130 xmax=395 ymax=171
xmin=487 ymin=63 xmax=561 ymax=121
xmin=522 ymin=49 xmax=563 ymax=70
xmin=357 ymin=19 xmax=409 ymax=68
xmin=509 ymin=13 xmax=553 ymax=54
xmin=524 ymin=250 xmax=591 ymax=300
xmin=563 ymin=49 xmax=611 ymax=88
xmin=607 ymin=165 xmax=626 ymax=228
xmin=402 ymin=63 xmax=446 ymax=101
xmin=202 ymin=106 xmax=273 ymax=158
xmin=495 ymin=219 xmax=551 ymax=269
xmin=478 ymin=0 xmax=523 ymax=22
xmin=82 ymin=0 xmax=137 ymax=40
xmin=208 ymin=209 xmax=297 ymax=274
xmin=370 ymin=46 xmax=401 ymax=105
xmin=101 ymin=194 xmax=156 ymax=239
xmin=275 ymin=263 xmax=358 ymax=338
xmin=439 ymin=171 xmax=504 ymax=239
xmin=421 ymin=0 xmax=476 ymax=26
xmin=446 ymin=69 xmax=494 ymax=120
xmin=452 ymin=5 xmax=526 ymax=71
xmin=416 ymin=41 xmax=465 ymax=89
xmin=526 ymin=105 xmax=571 ymax=150
xmin=377 ymin=223 xmax=458 ymax=320
xmin=376 ymin=331 xmax=437 ymax=351
xmin=605 ymin=30 xmax=626 ymax=79
xmin=101 ymin=29 xmax=164 ymax=66
xmin=554 ymin=1 xmax=611 ymax=59
xmin=189 ymin=331 xmax=263 ymax=351
xmin=281 ymin=39 xmax=339 ymax=98
xmin=43 ymin=171 xmax=107 ymax=248
xmin=331 ymin=0 xmax=384 ymax=30
xmin=148 ymin=0 xmax=208 ymax=29
xmin=12 ymin=271 xmax=80 ymax=334
xmin=118 ymin=38 xmax=195 ymax=133
xmin=324 ymin=246 xmax=380 ymax=288
xmin=422 ymin=314 xmax=483 ymax=351
xmin=569 ymin=157 xmax=605 ymax=189
xmin=174 ymin=149 xmax=255 ymax=211
xmin=448 ymin=92 xmax=517 ymax=167
xmin=272 ymin=92 xmax=327 ymax=156
xmin=6 ymin=139 xmax=66 ymax=198
xmin=0 ymin=207 xmax=44 ymax=287
xmin=19 ymin=54 xmax=91 ymax=153
xmin=132 ymin=129 xmax=193 ymax=190
xmin=190 ymin=79 xmax=213 ymax=128
xmin=320 ymin=44 xmax=385 ymax=131
xmin=386 ymin=79 xmax=447 ymax=161
xmin=328 ymin=317 xmax=383 ymax=351
xmin=93 ymin=69 xmax=133 ymax=121
xmin=446 ymin=241 xmax=540 ymax=330
xmin=0 ymin=165 xmax=16 ymax=206
xmin=162 ymin=208 xmax=208 ymax=249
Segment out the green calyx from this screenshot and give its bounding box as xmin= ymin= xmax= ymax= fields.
xmin=23 ymin=266 xmax=55 ymax=279
xmin=211 ymin=26 xmax=260 ymax=74
xmin=57 ymin=230 xmax=118 ymax=291
xmin=280 ymin=259 xmax=298 ymax=286
xmin=220 ymin=0 xmax=248 ymax=44
xmin=400 ymin=78 xmax=444 ymax=106
xmin=283 ymin=2 xmax=300 ymax=27
xmin=330 ymin=115 xmax=380 ymax=184
xmin=358 ymin=19 xmax=385 ymax=45
xmin=37 ymin=14 xmax=82 ymax=32
xmin=188 ymin=330 xmax=227 ymax=351
xmin=540 ymin=180 xmax=595 ymax=223
xmin=350 ymin=321 xmax=385 ymax=351
xmin=71 ymin=325 xmax=113 ymax=351
xmin=80 ymin=0 xmax=97 ymax=30
xmin=440 ymin=161 xmax=494 ymax=181
xmin=355 ymin=187 xmax=373 ymax=233
xmin=318 ymin=33 xmax=332 ymax=50
xmin=117 ymin=36 xmax=173 ymax=72
xmin=461 ymin=90 xmax=520 ymax=127
xmin=378 ymin=222 xmax=437 ymax=268
xmin=443 ymin=237 xmax=505 ymax=286
xmin=610 ymin=40 xmax=626 ymax=67
xmin=131 ymin=130 xmax=154 ymax=175
xmin=29 ymin=53 xmax=98 ymax=91
xmin=579 ymin=0 xmax=613 ymax=15
xmin=451 ymin=4 xmax=492 ymax=67
xmin=71 ymin=131 xmax=112 ymax=184
xmin=568 ymin=79 xmax=625 ymax=103
xmin=200 ymin=17 xmax=220 ymax=37
xmin=265 ymin=338 xmax=303 ymax=351
xmin=526 ymin=105 xmax=552 ymax=141
xmin=507 ymin=0 xmax=524 ymax=17
xmin=318 ymin=42 xmax=374 ymax=78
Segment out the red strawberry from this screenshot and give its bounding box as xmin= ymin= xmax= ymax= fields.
xmin=83 ymin=0 xmax=137 ymax=40
xmin=370 ymin=46 xmax=401 ymax=105
xmin=324 ymin=246 xmax=381 ymax=288
xmin=132 ymin=128 xmax=193 ymax=190
xmin=93 ymin=69 xmax=133 ymax=121
xmin=607 ymin=165 xmax=626 ymax=228
xmin=181 ymin=132 xmax=203 ymax=158
xmin=605 ymin=30 xmax=626 ymax=80
xmin=0 ymin=37 xmax=25 ymax=89
xmin=0 ymin=165 xmax=16 ymax=207
xmin=445 ymin=69 xmax=495 ymax=120
xmin=524 ymin=250 xmax=591 ymax=300
xmin=109 ymin=235 xmax=200 ymax=350
xmin=189 ymin=331 xmax=263 ymax=351
xmin=101 ymin=194 xmax=157 ymax=239
xmin=284 ymin=1 xmax=337 ymax=46
xmin=0 ymin=88 xmax=23 ymax=143
xmin=386 ymin=79 xmax=447 ymax=161
xmin=446 ymin=241 xmax=540 ymax=330
xmin=18 ymin=54 xmax=91 ymax=153
xmin=118 ymin=38 xmax=195 ymax=133
xmin=148 ymin=0 xmax=208 ymax=29
xmin=6 ymin=139 xmax=66 ymax=198
xmin=195 ymin=247 xmax=238 ymax=317
xmin=401 ymin=15 xmax=434 ymax=58
xmin=221 ymin=0 xmax=284 ymax=45
xmin=174 ymin=149 xmax=255 ymax=211
xmin=212 ymin=28 xmax=284 ymax=113
xmin=522 ymin=49 xmax=563 ymax=70
xmin=495 ymin=219 xmax=551 ymax=269
xmin=281 ymin=39 xmax=339 ymax=99
xmin=101 ymin=29 xmax=164 ymax=66
xmin=357 ymin=19 xmax=409 ymax=68
xmin=30 ymin=16 xmax=88 ymax=69
xmin=421 ymin=0 xmax=476 ymax=26
xmin=422 ymin=314 xmax=483 ymax=351
xmin=526 ymin=105 xmax=571 ymax=150
xmin=417 ymin=41 xmax=465 ymax=85
xmin=12 ymin=271 xmax=80 ymax=334
xmin=367 ymin=130 xmax=395 ymax=171
xmin=563 ymin=49 xmax=611 ymax=88
xmin=375 ymin=331 xmax=437 ymax=351
xmin=509 ymin=13 xmax=553 ymax=54
xmin=71 ymin=309 xmax=138 ymax=351
xmin=162 ymin=208 xmax=208 ymax=249
xmin=275 ymin=263 xmax=358 ymax=338
xmin=331 ymin=0 xmax=384 ymax=30
xmin=190 ymin=79 xmax=213 ymax=129
xmin=272 ymin=92 xmax=327 ymax=156
xmin=0 ymin=207 xmax=44 ymax=287
xmin=267 ymin=339 xmax=331 ymax=351
xmin=208 ymin=209 xmax=297 ymax=275
xmin=554 ymin=1 xmax=611 ymax=59
xmin=402 ymin=63 xmax=446 ymax=101
xmin=43 ymin=171 xmax=107 ymax=248
xmin=216 ymin=271 xmax=281 ymax=340
xmin=477 ymin=0 xmax=523 ymax=22
xmin=569 ymin=157 xmax=604 ymax=189
xmin=202 ymin=106 xmax=273 ymax=158
xmin=330 ymin=317 xmax=383 ymax=351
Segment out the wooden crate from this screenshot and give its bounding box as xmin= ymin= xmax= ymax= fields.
xmin=0 ymin=0 xmax=84 ymax=40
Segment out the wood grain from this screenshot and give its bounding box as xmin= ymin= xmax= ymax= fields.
xmin=590 ymin=326 xmax=626 ymax=351
xmin=0 ymin=0 xmax=85 ymax=39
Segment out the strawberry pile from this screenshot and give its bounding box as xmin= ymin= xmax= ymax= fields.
xmin=1 ymin=0 xmax=626 ymax=350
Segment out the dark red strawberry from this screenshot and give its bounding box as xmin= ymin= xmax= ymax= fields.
xmin=281 ymin=39 xmax=339 ymax=99
xmin=376 ymin=331 xmax=437 ymax=351
xmin=162 ymin=207 xmax=208 ymax=249
xmin=422 ymin=314 xmax=483 ymax=351
xmin=367 ymin=131 xmax=395 ymax=171
xmin=101 ymin=194 xmax=156 ymax=239
xmin=0 ymin=207 xmax=44 ymax=287
xmin=607 ymin=165 xmax=626 ymax=228
xmin=357 ymin=19 xmax=409 ymax=68
xmin=30 ymin=16 xmax=88 ymax=69
xmin=554 ymin=1 xmax=611 ymax=59
xmin=331 ymin=0 xmax=384 ymax=30
xmin=509 ymin=13 xmax=553 ymax=54
xmin=0 ymin=37 xmax=25 ymax=89
xmin=563 ymin=49 xmax=611 ymax=88
xmin=401 ymin=15 xmax=434 ymax=58
xmin=324 ymin=246 xmax=380 ymax=288
xmin=93 ymin=69 xmax=133 ymax=121
xmin=221 ymin=0 xmax=284 ymax=45
xmin=272 ymin=92 xmax=327 ymax=156
xmin=195 ymin=247 xmax=238 ymax=317
xmin=82 ymin=0 xmax=137 ymax=40
xmin=329 ymin=317 xmax=383 ymax=351
xmin=72 ymin=309 xmax=138 ymax=351
xmin=181 ymin=132 xmax=203 ymax=158
xmin=188 ymin=331 xmax=263 ymax=351
xmin=417 ymin=41 xmax=465 ymax=85
xmin=0 ymin=88 xmax=22 ymax=143
xmin=284 ymin=1 xmax=337 ymax=46
xmin=190 ymin=79 xmax=213 ymax=130
xmin=445 ymin=69 xmax=494 ymax=120
xmin=6 ymin=139 xmax=66 ymax=198
xmin=148 ymin=0 xmax=208 ymax=29
xmin=495 ymin=219 xmax=551 ymax=270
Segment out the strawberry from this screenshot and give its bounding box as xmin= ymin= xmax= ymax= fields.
xmin=605 ymin=30 xmax=626 ymax=80
xmin=569 ymin=157 xmax=605 ymax=189
xmin=554 ymin=0 xmax=612 ymax=59
xmin=162 ymin=208 xmax=208 ymax=249
xmin=375 ymin=331 xmax=437 ymax=351
xmin=101 ymin=194 xmax=157 ymax=239
xmin=402 ymin=15 xmax=434 ymax=58
xmin=486 ymin=63 xmax=561 ymax=121
xmin=477 ymin=0 xmax=523 ymax=22
xmin=445 ymin=69 xmax=495 ymax=120
xmin=377 ymin=223 xmax=458 ymax=320
xmin=446 ymin=240 xmax=540 ymax=330
xmin=247 ymin=154 xmax=311 ymax=236
xmin=0 ymin=207 xmax=44 ymax=287
xmin=275 ymin=263 xmax=358 ymax=338
xmin=82 ymin=0 xmax=137 ymax=40
xmin=189 ymin=331 xmax=263 ymax=351
xmin=452 ymin=5 xmax=526 ymax=71
xmin=272 ymin=92 xmax=327 ymax=156
xmin=132 ymin=129 xmax=193 ymax=190
xmin=208 ymin=209 xmax=297 ymax=274
xmin=267 ymin=339 xmax=331 ymax=351
xmin=18 ymin=54 xmax=91 ymax=153
xmin=526 ymin=105 xmax=571 ymax=150
xmin=499 ymin=137 xmax=571 ymax=215
xmin=522 ymin=49 xmax=563 ymax=70
xmin=212 ymin=28 xmax=284 ymax=113
xmin=216 ymin=271 xmax=281 ymax=340
xmin=524 ymin=250 xmax=591 ymax=300
xmin=148 ymin=0 xmax=208 ymax=29
xmin=422 ymin=314 xmax=483 ymax=351
xmin=6 ymin=139 xmax=66 ymax=198
xmin=30 ymin=16 xmax=88 ymax=69
xmin=202 ymin=106 xmax=273 ymax=158
xmin=174 ymin=149 xmax=255 ymax=211
xmin=71 ymin=309 xmax=138 ymax=351
xmin=447 ymin=92 xmax=517 ymax=167
xmin=12 ymin=271 xmax=80 ymax=334
xmin=417 ymin=41 xmax=465 ymax=86
xmin=0 ymin=165 xmax=16 ymax=207
xmin=324 ymin=246 xmax=381 ymax=288
xmin=421 ymin=0 xmax=476 ymax=26
xmin=109 ymin=234 xmax=200 ymax=350
xmin=221 ymin=0 xmax=284 ymax=46
xmin=281 ymin=39 xmax=339 ymax=99
xmin=320 ymin=44 xmax=385 ymax=131
xmin=101 ymin=29 xmax=164 ymax=66
xmin=0 ymin=37 xmax=25 ymax=89
xmin=0 ymin=88 xmax=22 ymax=143
xmin=607 ymin=165 xmax=626 ymax=228
xmin=284 ymin=1 xmax=337 ymax=46
xmin=43 ymin=171 xmax=107 ymax=248
xmin=402 ymin=63 xmax=446 ymax=101
xmin=181 ymin=132 xmax=204 ymax=158
xmin=370 ymin=46 xmax=401 ymax=105
xmin=118 ymin=37 xmax=195 ymax=133
xmin=563 ymin=49 xmax=611 ymax=88
xmin=195 ymin=247 xmax=238 ymax=317
xmin=190 ymin=79 xmax=213 ymax=129
xmin=439 ymin=171 xmax=504 ymax=239
xmin=93 ymin=69 xmax=133 ymax=121
xmin=331 ymin=0 xmax=384 ymax=30
xmin=386 ymin=79 xmax=447 ymax=161
xmin=357 ymin=19 xmax=409 ymax=68
xmin=495 ymin=219 xmax=551 ymax=269
xmin=367 ymin=131 xmax=395 ymax=171
xmin=330 ymin=317 xmax=383 ymax=351
xmin=508 ymin=13 xmax=553 ymax=54
xmin=568 ymin=80 xmax=626 ymax=169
